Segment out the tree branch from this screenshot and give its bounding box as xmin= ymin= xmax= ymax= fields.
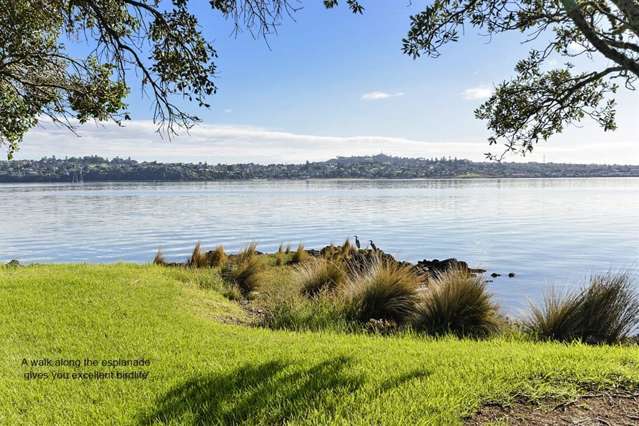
xmin=561 ymin=0 xmax=639 ymax=76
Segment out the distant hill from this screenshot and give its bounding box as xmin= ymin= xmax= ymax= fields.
xmin=1 ymin=154 xmax=638 ymax=183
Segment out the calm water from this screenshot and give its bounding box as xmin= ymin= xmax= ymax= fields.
xmin=1 ymin=179 xmax=638 ymax=315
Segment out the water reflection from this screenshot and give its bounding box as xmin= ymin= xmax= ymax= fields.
xmin=1 ymin=178 xmax=638 ymax=314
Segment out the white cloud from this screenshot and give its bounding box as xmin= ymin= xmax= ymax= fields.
xmin=361 ymin=91 xmax=405 ymax=101
xmin=224 ymin=108 xmax=232 ymax=113
xmin=462 ymin=86 xmax=493 ymax=100
xmin=10 ymin=120 xmax=488 ymax=164
xmin=6 ymin=102 xmax=639 ymax=165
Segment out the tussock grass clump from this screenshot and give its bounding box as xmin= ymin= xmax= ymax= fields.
xmin=237 ymin=242 xmax=258 ymax=264
xmin=579 ymin=273 xmax=639 ymax=343
xmin=221 ymin=242 xmax=265 ymax=296
xmin=321 ymin=244 xmax=338 ymax=258
xmin=275 ymin=251 xmax=286 ymax=266
xmin=206 ymin=245 xmax=227 ymax=268
xmin=527 ymin=272 xmax=639 ymax=343
xmin=153 ymin=249 xmax=166 ymax=266
xmin=290 ymin=244 xmax=310 ymax=264
xmin=188 ymin=242 xmax=208 ymax=268
xmin=275 ymin=243 xmax=288 ymax=266
xmin=295 ymin=259 xmax=347 ymax=298
xmin=525 ymin=290 xmax=583 ymax=342
xmin=224 ymin=256 xmax=263 ymax=296
xmin=345 ymin=257 xmax=420 ymax=325
xmin=341 ymin=239 xmax=355 ymax=257
xmin=414 ymin=268 xmax=500 ymax=338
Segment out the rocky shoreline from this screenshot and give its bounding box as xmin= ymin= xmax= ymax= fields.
xmin=224 ymin=244 xmax=512 ymax=283
xmin=5 ymin=244 xmax=517 ymax=280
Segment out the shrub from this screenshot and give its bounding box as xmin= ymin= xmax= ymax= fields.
xmin=295 ymin=259 xmax=347 ymax=297
xmin=526 ymin=272 xmax=639 ymax=343
xmin=290 ymin=244 xmax=310 ymax=264
xmin=414 ymin=268 xmax=500 ymax=338
xmin=206 ymin=245 xmax=227 ymax=268
xmin=188 ymin=242 xmax=208 ymax=268
xmin=223 ymin=256 xmax=263 ymax=296
xmin=153 ymin=249 xmax=166 ymax=266
xmin=345 ymin=257 xmax=420 ymax=324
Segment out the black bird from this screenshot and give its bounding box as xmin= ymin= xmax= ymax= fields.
xmin=353 ymin=235 xmax=361 ymax=249
xmin=369 ymin=240 xmax=378 ymax=251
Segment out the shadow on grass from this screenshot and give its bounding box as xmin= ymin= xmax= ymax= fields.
xmin=139 ymin=356 xmax=363 ymax=425
xmin=377 ymin=369 xmax=431 ymax=393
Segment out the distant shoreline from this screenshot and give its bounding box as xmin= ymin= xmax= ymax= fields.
xmin=2 ymin=154 xmax=639 ymax=183
xmin=2 ymin=176 xmax=639 ymax=185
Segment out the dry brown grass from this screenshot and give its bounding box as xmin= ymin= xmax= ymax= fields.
xmin=237 ymin=242 xmax=258 ymax=264
xmin=189 ymin=242 xmax=208 ymax=268
xmin=153 ymin=249 xmax=166 ymax=266
xmin=206 ymin=245 xmax=227 ymax=268
xmin=275 ymin=251 xmax=286 ymax=266
xmin=290 ymin=243 xmax=310 ymax=264
xmin=341 ymin=239 xmax=355 ymax=258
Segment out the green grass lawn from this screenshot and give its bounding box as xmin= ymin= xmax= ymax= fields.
xmin=1 ymin=264 xmax=638 ymax=425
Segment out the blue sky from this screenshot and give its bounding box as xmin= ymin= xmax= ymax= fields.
xmin=12 ymin=1 xmax=639 ymax=164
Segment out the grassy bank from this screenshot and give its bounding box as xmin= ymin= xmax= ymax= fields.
xmin=1 ymin=264 xmax=638 ymax=425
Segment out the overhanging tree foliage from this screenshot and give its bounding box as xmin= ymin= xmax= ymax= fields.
xmin=402 ymin=0 xmax=639 ymax=159
xmin=1 ymin=1 xmax=637 ymax=160
xmin=0 ymin=0 xmax=309 ymax=158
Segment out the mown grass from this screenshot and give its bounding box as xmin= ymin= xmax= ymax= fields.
xmin=1 ymin=264 xmax=639 ymax=425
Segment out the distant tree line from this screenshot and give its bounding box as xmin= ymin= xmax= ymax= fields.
xmin=1 ymin=154 xmax=638 ymax=183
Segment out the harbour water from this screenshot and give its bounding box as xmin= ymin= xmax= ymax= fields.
xmin=2 ymin=178 xmax=638 ymax=315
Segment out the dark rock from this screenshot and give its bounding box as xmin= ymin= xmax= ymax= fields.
xmin=508 ymin=272 xmax=516 ymax=278
xmin=415 ymin=258 xmax=470 ymax=276
xmin=490 ymin=272 xmax=501 ymax=278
